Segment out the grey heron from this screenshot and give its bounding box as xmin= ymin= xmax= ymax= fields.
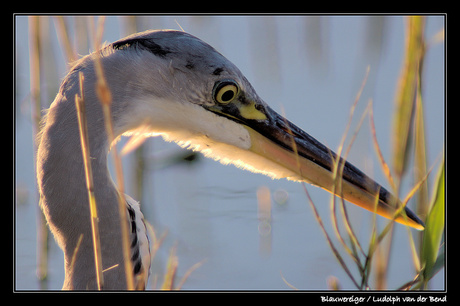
xmin=36 ymin=29 xmax=424 ymax=290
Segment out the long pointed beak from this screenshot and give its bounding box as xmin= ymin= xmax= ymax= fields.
xmin=208 ymin=100 xmax=424 ymax=230
xmin=246 ymin=105 xmax=424 ymax=230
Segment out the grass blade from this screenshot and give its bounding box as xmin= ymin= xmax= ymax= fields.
xmin=421 ymin=157 xmax=445 ymax=286
xmin=369 ymin=102 xmax=396 ymax=191
xmin=414 ymin=86 xmax=430 ymax=224
xmin=392 ymin=16 xmax=426 ymax=181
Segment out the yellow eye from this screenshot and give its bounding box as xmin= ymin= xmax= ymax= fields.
xmin=213 ymin=81 xmax=239 ymax=104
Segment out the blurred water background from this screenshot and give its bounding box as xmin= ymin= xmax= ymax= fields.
xmin=15 ymin=15 xmax=445 ymax=290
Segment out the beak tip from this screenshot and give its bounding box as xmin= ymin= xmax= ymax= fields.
xmin=405 ymin=208 xmax=425 ymax=231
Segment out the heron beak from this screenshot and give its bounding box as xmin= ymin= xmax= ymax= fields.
xmin=208 ymin=101 xmax=424 ymax=230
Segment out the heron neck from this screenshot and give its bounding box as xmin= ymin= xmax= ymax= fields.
xmin=36 ymin=87 xmax=130 ymax=289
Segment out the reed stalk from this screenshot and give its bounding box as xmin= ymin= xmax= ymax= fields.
xmin=53 ymin=16 xmax=77 ymax=63
xmin=281 ymin=110 xmax=362 ymax=288
xmin=161 ymin=245 xmax=179 ymax=290
xmin=28 ymin=16 xmax=49 ymax=289
xmin=91 ymin=16 xmax=135 ymax=290
xmin=75 ymin=72 xmax=104 ymax=290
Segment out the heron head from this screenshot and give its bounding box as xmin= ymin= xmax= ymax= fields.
xmin=109 ymin=30 xmax=423 ymax=230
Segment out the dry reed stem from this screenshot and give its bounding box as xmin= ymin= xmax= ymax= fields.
xmin=301 ymin=182 xmax=360 ymax=288
xmin=69 ymin=234 xmax=84 ymax=276
xmin=280 ymin=270 xmax=298 ymax=290
xmin=75 ymin=72 xmax=104 ymax=290
xmin=91 ymin=16 xmax=135 ymax=290
xmin=330 ymin=100 xmax=373 ymax=267
xmin=53 ymin=16 xmax=77 ymax=63
xmin=330 ymin=100 xmax=384 ymax=290
xmin=369 ymin=103 xmax=396 ymax=191
xmin=175 ymin=259 xmax=207 ymax=290
xmin=280 ymin=104 xmax=365 ymax=288
xmin=161 ymin=245 xmax=179 ymax=290
xmin=28 ymin=16 xmax=49 ymax=287
xmin=322 ymin=69 xmax=375 ymax=289
xmin=279 ymin=106 xmax=361 ymax=288
xmin=150 ymin=234 xmax=206 ymax=290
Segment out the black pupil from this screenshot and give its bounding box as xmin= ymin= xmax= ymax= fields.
xmin=221 ymin=90 xmax=235 ymax=102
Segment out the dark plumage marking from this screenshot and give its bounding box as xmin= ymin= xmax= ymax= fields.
xmin=212 ymin=67 xmax=224 ymax=76
xmin=131 ymin=248 xmax=140 ymax=262
xmin=127 ymin=205 xmax=136 ymax=218
xmin=185 ymin=61 xmax=195 ymax=70
xmin=113 ymin=38 xmax=172 ymax=58
xmin=133 ymin=261 xmax=142 ymax=274
xmin=126 ymin=204 xmax=144 ymax=277
xmin=131 ymin=234 xmax=138 ymax=248
xmin=127 ymin=206 xmax=137 ymax=233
